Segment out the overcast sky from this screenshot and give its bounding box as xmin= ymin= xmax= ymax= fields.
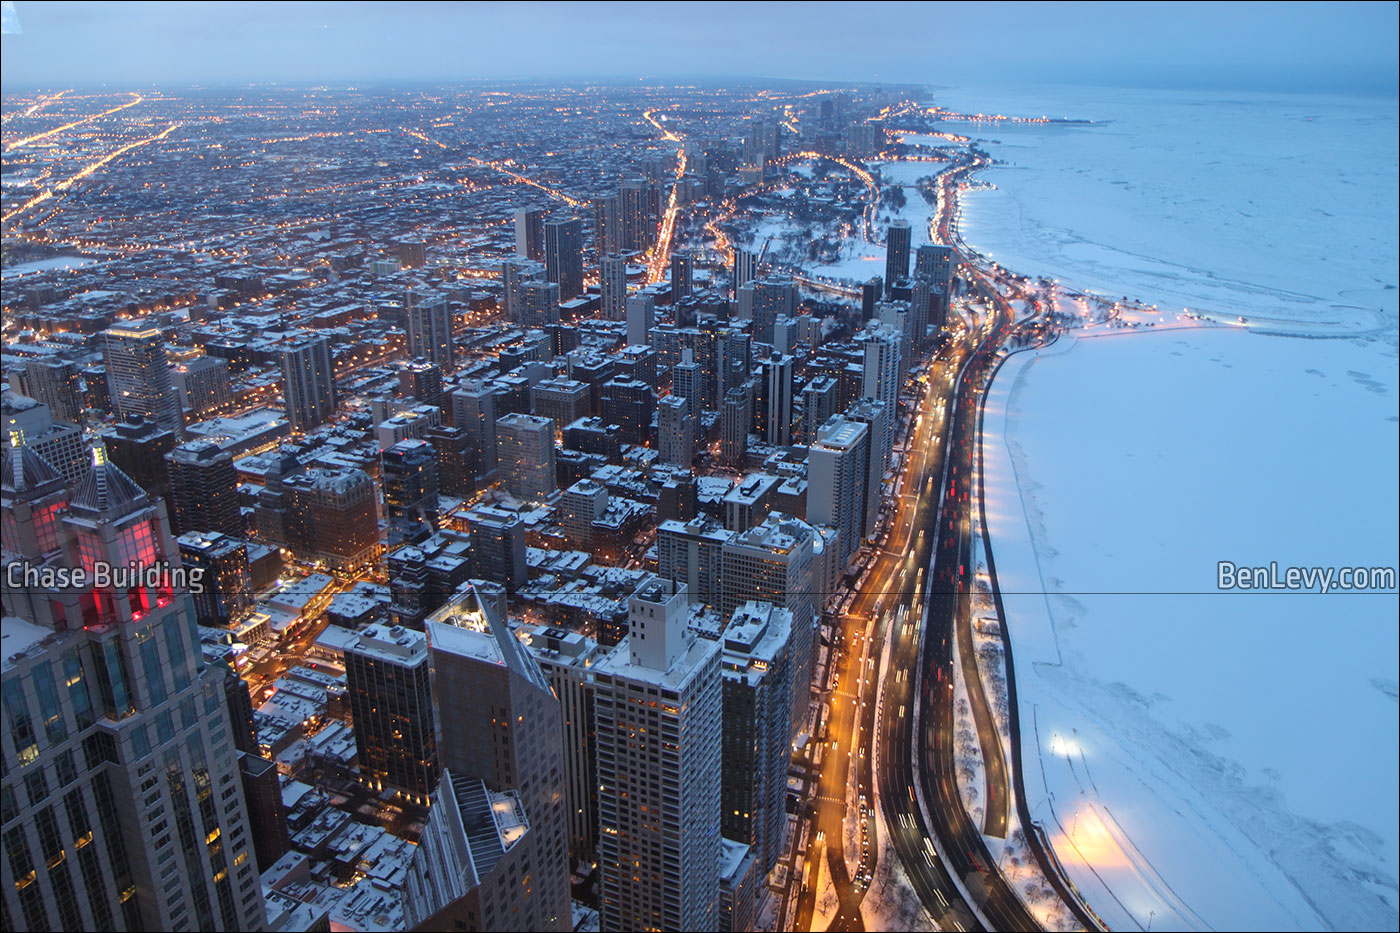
xmin=2 ymin=1 xmax=1396 ymax=93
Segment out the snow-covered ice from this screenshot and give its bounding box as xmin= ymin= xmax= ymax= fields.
xmin=982 ymin=328 xmax=1399 ymax=931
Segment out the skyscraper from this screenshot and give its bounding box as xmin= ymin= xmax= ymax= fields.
xmin=885 ymin=219 xmax=912 ymax=290
xmin=601 ymin=252 xmax=628 ymax=321
xmin=19 ymin=357 xmax=83 ymax=424
xmin=382 ymin=437 xmax=440 ymax=546
xmin=502 ymin=256 xmax=547 ymax=325
xmin=344 ymin=622 xmax=438 ymax=804
xmin=732 ymin=247 xmax=757 ymax=296
xmin=3 ymin=392 xmax=90 ymax=488
xmin=166 ymin=439 xmax=243 ymax=538
xmin=914 ymin=242 xmax=954 ymax=293
xmin=722 ymin=514 xmax=817 ymax=742
xmin=670 ymin=249 xmax=695 ymax=302
xmin=514 ymin=206 xmax=547 ymax=260
xmin=720 ymin=387 xmax=751 ymax=468
xmin=751 ymin=276 xmax=798 ymax=346
xmin=807 ymin=416 xmax=870 ymax=565
xmin=860 ymin=321 xmax=904 ymax=443
xmin=657 ymin=514 xmax=732 ymax=610
xmin=405 ymin=289 xmax=456 ymax=374
xmin=464 ymin=505 xmax=527 ymax=595
xmin=657 ymin=393 xmax=694 ymax=467
xmin=424 ymin=587 xmax=572 ymax=931
xmin=600 ymin=377 xmax=655 ymax=449
xmin=280 ymin=335 xmax=337 ymax=434
xmin=760 ymin=352 xmax=795 ymax=447
xmin=625 ymin=293 xmax=655 ymax=348
xmin=543 ymin=215 xmax=584 ymax=302
xmin=100 ymin=322 xmax=183 ymax=435
xmin=594 ymin=580 xmax=723 ymax=933
xmin=495 ymin=413 xmax=556 ymax=502
xmin=721 ymin=601 xmax=794 ymax=877
xmin=177 ymin=530 xmax=254 ymax=629
xmin=451 ymin=381 xmax=499 ymax=483
xmin=1 ymin=447 xmax=266 ymax=932
xmin=101 ymin=414 xmax=176 ymax=510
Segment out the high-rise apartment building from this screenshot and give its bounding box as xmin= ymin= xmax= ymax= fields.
xmin=657 ymin=394 xmax=694 ymax=467
xmin=405 ymin=289 xmax=456 ymax=374
xmin=720 ymin=387 xmax=751 ymax=468
xmin=382 ymin=437 xmax=440 ymax=546
xmin=543 ymin=216 xmax=584 ymax=302
xmin=280 ymin=335 xmax=337 ymax=433
xmin=514 ymin=206 xmax=547 ymax=261
xmin=20 ymin=357 xmax=83 ymax=424
xmin=177 ymin=530 xmax=255 ymax=629
xmin=166 ymin=439 xmax=243 ymax=538
xmin=2 ymin=392 xmax=89 ymax=488
xmin=594 ymin=580 xmax=723 ymax=933
xmin=807 ymin=416 xmax=870 ymax=564
xmin=721 ymin=601 xmax=794 ymax=877
xmin=100 ymin=321 xmax=183 ymax=435
xmin=452 ymin=381 xmax=500 ymax=484
xmin=884 ymin=219 xmax=912 ymax=290
xmin=495 ymin=413 xmax=556 ymax=502
xmin=344 ymin=623 xmax=438 ymax=804
xmin=625 ymin=293 xmax=655 ymax=348
xmin=601 ymin=253 xmax=628 ymax=321
xmin=732 ymin=247 xmax=757 ymax=296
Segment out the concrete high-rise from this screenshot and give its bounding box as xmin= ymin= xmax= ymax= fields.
xmin=514 ymin=206 xmax=547 ymax=261
xmin=594 ymin=580 xmax=723 ymax=933
xmin=1 ymin=393 xmax=88 ymax=488
xmin=657 ymin=514 xmax=732 ymax=611
xmin=425 ymin=587 xmax=572 ymax=931
xmin=807 ymin=416 xmax=870 ymax=565
xmin=165 ymin=439 xmax=242 ymax=538
xmin=601 ymin=252 xmax=628 ymax=321
xmin=670 ymin=250 xmax=695 ymax=302
xmin=759 ymin=352 xmax=795 ymax=447
xmin=100 ymin=321 xmax=183 ymax=435
xmin=20 ymin=357 xmax=83 ymax=424
xmin=657 ymin=394 xmax=694 ymax=467
xmin=722 ymin=515 xmax=817 ymax=742
xmin=732 ymin=247 xmax=757 ymax=296
xmin=720 ymin=387 xmax=751 ymax=468
xmin=452 ymin=381 xmax=500 ymax=483
xmin=495 ymin=413 xmax=556 ymax=502
xmin=382 ymin=437 xmax=440 ymax=545
xmin=625 ymin=293 xmax=655 ymax=347
xmin=280 ymin=335 xmax=337 ymax=433
xmin=405 ymin=289 xmax=456 ymax=374
xmin=0 ymin=447 xmax=266 ymax=932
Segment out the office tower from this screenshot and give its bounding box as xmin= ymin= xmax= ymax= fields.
xmin=861 ymin=277 xmax=883 ymax=322
xmin=732 ymin=247 xmax=757 ymax=296
xmin=100 ymin=321 xmax=183 ymax=434
xmin=531 ymin=378 xmax=591 ymax=439
xmin=614 ymin=343 xmax=657 ymax=388
xmin=403 ymin=771 xmax=541 ymax=930
xmin=172 ymin=355 xmax=233 ymax=417
xmin=495 ymin=413 xmax=556 ymax=502
xmin=465 ymin=505 xmax=528 ymax=595
xmin=915 ymin=242 xmax=954 ymax=293
xmin=344 ymin=622 xmax=438 ymax=803
xmin=280 ymin=468 xmax=380 ymax=570
xmin=424 ymin=588 xmax=572 ymax=931
xmin=406 ymin=289 xmax=456 ymax=374
xmin=238 ymin=753 xmax=290 ymax=873
xmin=594 ymin=580 xmax=723 ymax=933
xmin=808 ymin=416 xmax=870 ymax=565
xmin=799 ymin=377 xmax=839 ymax=446
xmin=20 ymin=357 xmax=83 ymax=423
xmin=514 ymin=623 xmax=602 ymax=863
xmin=1 ymin=392 xmax=89 ymax=487
xmin=721 ymin=387 xmax=751 ymax=468
xmin=716 ymin=328 xmax=752 ymax=402
xmin=421 ymin=425 xmax=476 ymax=499
xmin=502 ymin=256 xmax=547 ymax=324
xmin=885 ymin=219 xmax=912 ymax=290
xmin=760 ymin=352 xmax=795 ymax=447
xmin=166 ymin=439 xmax=242 ymax=538
xmin=721 ymin=601 xmax=794 ymax=877
xmin=601 ymin=252 xmax=628 ymax=321
xmin=514 ymin=206 xmax=547 ymax=260
xmin=600 ymin=377 xmax=655 ymax=449
xmin=860 ymin=321 xmax=904 ymax=438
xmin=751 ymin=276 xmax=798 ymax=346
xmin=452 ymin=381 xmax=499 ymax=483
xmin=543 ymin=215 xmax=584 ymax=302
xmin=102 ymin=414 xmax=175 ymax=509
xmin=844 ymin=398 xmax=890 ymax=539
xmin=280 ymin=335 xmax=337 ymax=433
xmin=671 ymin=250 xmax=695 ymax=302
xmin=398 ymin=238 xmax=427 ymax=269
xmin=722 ymin=515 xmax=817 ymax=741
xmin=657 ymin=515 xmax=732 ymax=610
xmin=0 ymin=448 xmax=265 ymax=932
xmin=671 ymin=347 xmax=703 ymax=421
xmin=657 ymin=394 xmax=694 ymax=467
xmin=382 ymin=438 xmax=440 ymax=545
xmin=626 ymin=293 xmax=655 ymax=347
xmin=177 ymin=530 xmax=255 ymax=628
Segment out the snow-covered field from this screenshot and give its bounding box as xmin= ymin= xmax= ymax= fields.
xmin=982 ymin=327 xmax=1399 ymax=931
xmin=937 ymin=85 xmax=1399 ymax=326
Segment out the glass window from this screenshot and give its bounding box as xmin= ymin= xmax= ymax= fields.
xmin=1 ymin=678 xmax=38 ymax=765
